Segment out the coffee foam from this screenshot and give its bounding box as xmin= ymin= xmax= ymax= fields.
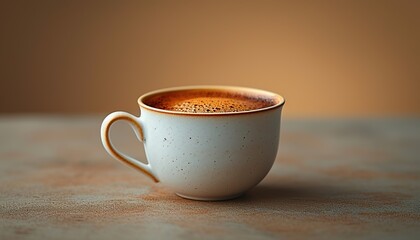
xmin=143 ymin=89 xmax=276 ymax=113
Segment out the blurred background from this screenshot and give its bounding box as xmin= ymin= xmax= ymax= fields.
xmin=1 ymin=0 xmax=419 ymax=117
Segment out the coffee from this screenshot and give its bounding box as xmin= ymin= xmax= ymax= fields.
xmin=143 ymin=89 xmax=277 ymax=113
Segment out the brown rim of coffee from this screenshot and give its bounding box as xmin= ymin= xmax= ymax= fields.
xmin=138 ymin=85 xmax=285 ymax=116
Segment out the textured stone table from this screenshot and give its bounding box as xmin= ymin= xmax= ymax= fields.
xmin=0 ymin=116 xmax=419 ymax=239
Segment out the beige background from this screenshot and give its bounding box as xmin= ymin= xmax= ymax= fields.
xmin=1 ymin=0 xmax=419 ymax=117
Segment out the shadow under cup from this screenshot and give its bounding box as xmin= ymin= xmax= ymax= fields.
xmin=102 ymin=86 xmax=285 ymax=201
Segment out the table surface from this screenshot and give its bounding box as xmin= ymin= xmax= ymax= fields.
xmin=0 ymin=116 xmax=419 ymax=240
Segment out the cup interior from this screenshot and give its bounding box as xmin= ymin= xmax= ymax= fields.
xmin=138 ymin=85 xmax=285 ymax=115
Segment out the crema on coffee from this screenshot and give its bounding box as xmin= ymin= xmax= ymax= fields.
xmin=143 ymin=89 xmax=277 ymax=113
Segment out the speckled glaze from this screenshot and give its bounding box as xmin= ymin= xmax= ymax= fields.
xmin=101 ymin=86 xmax=285 ymax=200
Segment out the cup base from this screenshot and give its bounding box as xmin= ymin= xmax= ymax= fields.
xmin=175 ymin=192 xmax=244 ymax=201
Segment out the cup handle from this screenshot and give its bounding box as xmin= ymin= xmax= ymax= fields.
xmin=100 ymin=111 xmax=159 ymax=182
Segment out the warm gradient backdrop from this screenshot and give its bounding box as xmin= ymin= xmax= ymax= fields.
xmin=1 ymin=0 xmax=419 ymax=117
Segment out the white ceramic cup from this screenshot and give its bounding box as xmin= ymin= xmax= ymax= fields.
xmin=100 ymin=86 xmax=285 ymax=200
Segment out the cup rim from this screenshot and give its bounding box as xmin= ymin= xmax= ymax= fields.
xmin=137 ymin=85 xmax=285 ymax=116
